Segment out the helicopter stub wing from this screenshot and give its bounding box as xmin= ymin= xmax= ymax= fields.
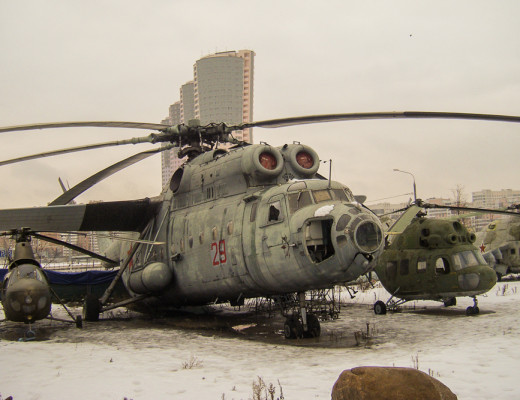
xmin=0 ymin=198 xmax=158 ymax=232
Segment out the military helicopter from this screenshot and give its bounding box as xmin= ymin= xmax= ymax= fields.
xmin=478 ymin=211 xmax=520 ymax=280
xmin=0 ymin=228 xmax=84 ymax=338
xmin=0 ymin=111 xmax=519 ymax=338
xmin=372 ymin=201 xmax=520 ymax=316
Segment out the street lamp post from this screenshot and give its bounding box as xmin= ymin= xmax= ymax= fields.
xmin=393 ymin=168 xmax=417 ymax=202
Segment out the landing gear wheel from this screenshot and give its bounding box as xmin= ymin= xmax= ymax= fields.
xmin=75 ymin=315 xmax=83 ymax=328
xmin=283 ymin=316 xmax=303 ymax=339
xmin=303 ymin=314 xmax=321 ymax=338
xmin=83 ymin=294 xmax=101 ymax=322
xmin=466 ymin=306 xmax=480 ymax=316
xmin=443 ymin=297 xmax=456 ymax=307
xmin=25 ymin=329 xmax=36 ymax=341
xmin=374 ymin=300 xmax=387 ymax=315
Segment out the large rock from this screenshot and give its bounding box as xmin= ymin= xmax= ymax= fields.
xmin=331 ymin=366 xmax=457 ymax=400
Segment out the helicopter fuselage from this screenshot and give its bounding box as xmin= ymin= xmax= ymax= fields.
xmin=116 ymin=143 xmax=384 ymax=308
xmin=376 ymin=218 xmax=497 ymax=303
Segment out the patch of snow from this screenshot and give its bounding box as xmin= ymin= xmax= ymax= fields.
xmin=314 ymin=205 xmax=334 ymax=217
xmin=1 ymin=281 xmax=519 ymax=399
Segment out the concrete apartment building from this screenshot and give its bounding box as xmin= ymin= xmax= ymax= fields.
xmin=161 ymin=50 xmax=255 ymax=188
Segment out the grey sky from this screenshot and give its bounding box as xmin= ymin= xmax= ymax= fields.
xmin=1 ymin=1 xmax=519 ymax=209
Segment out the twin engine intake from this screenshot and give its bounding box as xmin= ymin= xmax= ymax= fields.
xmin=241 ymin=143 xmax=320 ymax=182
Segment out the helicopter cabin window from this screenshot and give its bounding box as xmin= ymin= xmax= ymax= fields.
xmin=435 ymin=257 xmax=450 ymax=274
xmin=268 ymin=201 xmax=282 ymax=223
xmin=206 ymin=186 xmax=214 ymax=200
xmin=312 ymin=189 xmax=332 ymax=203
xmin=417 ymin=260 xmax=427 ymax=273
xmin=399 ymin=259 xmax=409 ymax=275
xmin=288 ymin=191 xmax=313 ymax=213
xmin=386 ymin=261 xmax=398 ymax=280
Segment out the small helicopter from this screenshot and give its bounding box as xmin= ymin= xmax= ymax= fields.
xmin=0 ymin=112 xmax=519 ymax=338
xmin=478 ymin=211 xmax=520 ymax=280
xmin=372 ymin=201 xmax=519 ymax=316
xmin=0 ymin=228 xmax=84 ymax=338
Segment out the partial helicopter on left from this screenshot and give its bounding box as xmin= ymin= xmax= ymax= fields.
xmin=1 ymin=228 xmax=84 ymax=339
xmin=0 ymin=111 xmax=519 ymax=339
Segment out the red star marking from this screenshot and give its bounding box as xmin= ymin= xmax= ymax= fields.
xmin=479 ymin=244 xmax=486 ymax=253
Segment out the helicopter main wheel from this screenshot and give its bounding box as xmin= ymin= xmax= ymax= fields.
xmin=374 ymin=300 xmax=387 ymax=315
xmin=283 ymin=315 xmax=303 ymax=339
xmin=443 ymin=297 xmax=457 ymax=307
xmin=466 ymin=306 xmax=480 ymax=316
xmin=75 ymin=315 xmax=83 ymax=328
xmin=83 ymin=294 xmax=101 ymax=322
xmin=302 ymin=314 xmax=321 ymax=338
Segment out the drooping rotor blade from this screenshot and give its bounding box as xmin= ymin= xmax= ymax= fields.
xmin=0 ymin=134 xmax=162 ymax=166
xmin=61 ymin=231 xmax=164 ymax=245
xmin=234 ymin=111 xmax=520 ymax=129
xmin=0 ymin=198 xmax=159 ymax=232
xmin=49 ymin=145 xmax=175 ymax=206
xmin=32 ymin=232 xmax=118 ymax=265
xmin=420 ymin=202 xmax=520 ymax=217
xmin=0 ymin=121 xmax=170 ymax=134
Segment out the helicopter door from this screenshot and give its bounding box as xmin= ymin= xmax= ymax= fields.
xmin=260 ymin=195 xmax=290 ymax=273
xmin=433 ymin=255 xmax=452 ymax=294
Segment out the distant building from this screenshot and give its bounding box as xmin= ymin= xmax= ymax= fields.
xmin=471 ymin=189 xmax=520 ymax=231
xmin=161 ymin=50 xmax=255 ymax=187
xmin=472 ymin=189 xmax=520 ymax=209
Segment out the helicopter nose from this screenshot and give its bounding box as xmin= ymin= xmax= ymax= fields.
xmin=335 ymin=211 xmax=383 ymax=253
xmin=458 ymin=266 xmax=497 ymax=291
xmin=333 ymin=208 xmax=384 ymax=276
xmin=6 ymin=279 xmax=51 ymax=321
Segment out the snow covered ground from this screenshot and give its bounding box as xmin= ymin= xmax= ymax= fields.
xmin=1 ymin=281 xmax=520 ymax=400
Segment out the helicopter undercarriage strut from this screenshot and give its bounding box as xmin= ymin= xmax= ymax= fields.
xmin=248 ymin=288 xmax=341 ymax=339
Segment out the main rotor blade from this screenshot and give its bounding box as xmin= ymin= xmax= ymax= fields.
xmin=0 ymin=121 xmax=170 ymax=134
xmin=236 ymin=111 xmax=520 ymax=129
xmin=421 ymin=202 xmax=520 ymax=217
xmin=49 ymin=145 xmax=174 ymax=206
xmin=32 ymin=232 xmax=118 ymax=265
xmin=0 ymin=135 xmax=158 ymax=166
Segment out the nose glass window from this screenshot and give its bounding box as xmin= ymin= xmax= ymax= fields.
xmin=355 ymin=221 xmax=382 ymax=252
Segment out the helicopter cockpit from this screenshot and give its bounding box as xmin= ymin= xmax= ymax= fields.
xmin=5 ymin=264 xmax=47 ymax=286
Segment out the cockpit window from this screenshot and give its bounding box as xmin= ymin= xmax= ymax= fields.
xmin=452 ymin=250 xmax=484 ymax=271
xmin=9 ymin=265 xmax=45 ymax=284
xmin=312 ymin=189 xmax=332 ymax=203
xmin=288 ymin=191 xmax=313 ymax=213
xmin=331 ymin=189 xmax=349 ymax=202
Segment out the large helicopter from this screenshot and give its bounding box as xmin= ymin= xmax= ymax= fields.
xmin=478 ymin=212 xmax=520 ymax=280
xmin=371 ymin=201 xmax=519 ymax=316
xmin=0 ymin=112 xmax=519 ymax=338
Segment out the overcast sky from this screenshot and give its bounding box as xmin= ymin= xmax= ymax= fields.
xmin=1 ymin=1 xmax=519 ymax=209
